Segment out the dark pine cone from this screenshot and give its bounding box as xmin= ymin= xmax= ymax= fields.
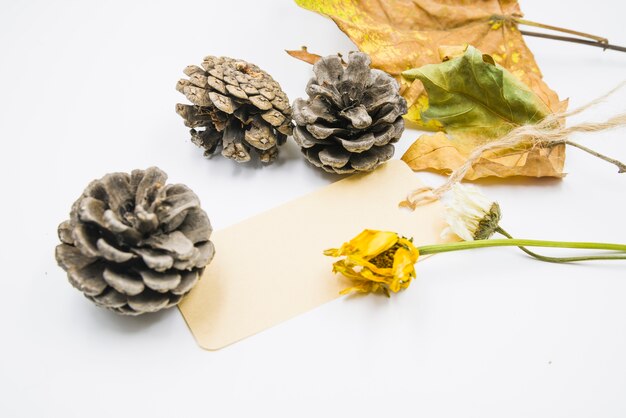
xmin=176 ymin=56 xmax=293 ymax=164
xmin=292 ymin=52 xmax=407 ymax=174
xmin=55 ymin=167 xmax=214 ymax=315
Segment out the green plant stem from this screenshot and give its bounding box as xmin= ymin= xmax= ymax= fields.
xmin=418 ymin=239 xmax=626 ymax=257
xmin=495 ymin=227 xmax=626 ymax=263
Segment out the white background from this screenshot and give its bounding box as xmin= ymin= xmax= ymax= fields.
xmin=1 ymin=1 xmax=625 ymax=417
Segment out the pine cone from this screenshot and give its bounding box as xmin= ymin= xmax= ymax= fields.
xmin=55 ymin=167 xmax=214 ymax=315
xmin=176 ymin=56 xmax=293 ymax=164
xmin=292 ymin=52 xmax=407 ymax=174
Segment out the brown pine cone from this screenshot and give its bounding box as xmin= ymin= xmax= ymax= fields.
xmin=292 ymin=52 xmax=407 ymax=174
xmin=55 ymin=167 xmax=214 ymax=315
xmin=176 ymin=56 xmax=293 ymax=164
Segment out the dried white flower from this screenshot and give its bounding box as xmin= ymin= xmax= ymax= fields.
xmin=442 ymin=184 xmax=501 ymax=241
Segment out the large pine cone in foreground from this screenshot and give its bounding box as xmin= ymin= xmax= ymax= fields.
xmin=176 ymin=56 xmax=293 ymax=164
xmin=55 ymin=168 xmax=214 ymax=315
xmin=293 ymin=52 xmax=407 ymax=174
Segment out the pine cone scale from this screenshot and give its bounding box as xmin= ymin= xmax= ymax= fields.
xmin=178 ymin=82 xmax=212 ymax=107
xmin=226 ymin=85 xmax=248 ymax=100
xmin=71 ymin=224 xmax=100 ymax=258
xmin=56 ymin=244 xmax=95 ymax=271
xmin=249 ymin=95 xmax=273 ymax=110
xmin=127 ymin=291 xmax=170 ymax=313
xmin=351 ymin=145 xmax=393 ymax=170
xmin=100 ymin=174 xmax=134 ymax=213
xmin=244 ymin=119 xmax=276 ymax=150
xmin=207 ymin=76 xmax=227 ymax=94
xmin=132 ymin=248 xmax=173 ymax=272
xmin=241 ymin=84 xmax=259 ymax=95
xmin=318 ymin=146 xmax=350 ymax=168
xmin=176 ymin=209 xmax=211 ymax=243
xmin=139 ymin=269 xmax=181 ymax=293
xmin=143 ymin=231 xmax=195 ymax=260
xmin=92 ymin=288 xmax=126 ymax=308
xmin=103 ymin=268 xmax=145 ymax=296
xmin=58 ymin=220 xmax=74 ymax=244
xmin=305 ymin=83 xmax=343 ymax=107
xmin=293 ymin=126 xmax=331 ymax=148
xmin=68 ymin=262 xmax=107 ymax=296
xmin=96 ymin=238 xmax=135 ymax=263
xmin=336 ymin=132 xmax=376 ymax=153
xmin=339 ymin=105 xmax=372 ymax=129
xmin=312 ymin=55 xmax=344 ymax=85
xmin=260 ymin=109 xmax=286 ymax=127
xmin=171 ymin=270 xmax=199 ymax=296
xmin=209 ymin=92 xmax=236 ymax=114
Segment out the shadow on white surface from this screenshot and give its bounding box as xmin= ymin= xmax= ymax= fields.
xmin=83 ymin=303 xmax=174 ymax=333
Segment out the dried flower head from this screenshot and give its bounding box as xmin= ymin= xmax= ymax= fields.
xmin=324 ymin=230 xmax=419 ymax=296
xmin=443 ymin=184 xmax=501 ymax=241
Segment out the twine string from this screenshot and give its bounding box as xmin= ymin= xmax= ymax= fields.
xmin=400 ymin=82 xmax=626 ymax=209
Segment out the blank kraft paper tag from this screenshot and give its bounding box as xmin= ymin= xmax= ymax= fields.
xmin=178 ymin=160 xmax=453 ymax=350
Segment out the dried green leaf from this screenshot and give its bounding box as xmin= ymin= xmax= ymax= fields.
xmin=401 ymin=46 xmax=566 ymax=179
xmin=402 ymin=45 xmax=551 ymax=145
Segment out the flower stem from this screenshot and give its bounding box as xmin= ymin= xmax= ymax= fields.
xmin=563 ymin=140 xmax=626 ymax=173
xmin=495 ymin=227 xmax=626 ymax=262
xmin=418 ymin=239 xmax=626 ymax=257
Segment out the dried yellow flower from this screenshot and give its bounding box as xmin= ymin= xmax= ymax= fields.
xmin=324 ymin=230 xmax=419 ymax=296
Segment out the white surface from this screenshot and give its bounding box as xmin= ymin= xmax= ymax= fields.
xmin=1 ymin=1 xmax=625 ymax=417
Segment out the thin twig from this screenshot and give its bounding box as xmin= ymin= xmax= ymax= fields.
xmin=513 ymin=17 xmax=608 ymax=43
xmin=489 ymin=14 xmax=626 ymax=52
xmin=400 ymin=84 xmax=626 ymax=209
xmin=562 ymin=140 xmax=626 ymax=173
xmin=520 ymin=30 xmax=626 ymax=53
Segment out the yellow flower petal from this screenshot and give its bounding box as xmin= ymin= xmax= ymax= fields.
xmin=325 ymin=230 xmax=398 ymax=258
xmin=354 ymin=230 xmax=399 ymax=257
xmin=398 ymin=238 xmax=420 ymax=261
xmin=323 ymin=247 xmax=343 ymax=257
xmin=388 ymin=247 xmax=417 ymax=292
xmin=345 ymin=255 xmax=393 ymax=276
xmin=326 ymin=229 xmax=420 ymax=296
xmin=334 ymin=261 xmax=389 ymax=284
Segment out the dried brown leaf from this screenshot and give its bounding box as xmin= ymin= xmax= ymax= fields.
xmin=401 ymin=132 xmax=566 ymax=180
xmin=285 ymin=46 xmax=322 ymax=65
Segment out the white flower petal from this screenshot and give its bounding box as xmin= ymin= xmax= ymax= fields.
xmin=443 ymin=184 xmax=495 ymax=241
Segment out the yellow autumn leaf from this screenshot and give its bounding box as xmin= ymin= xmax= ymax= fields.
xmin=295 ymin=0 xmax=562 ymax=116
xmin=401 ymin=131 xmax=566 ymax=180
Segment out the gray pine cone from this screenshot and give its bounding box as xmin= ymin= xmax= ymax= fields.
xmin=176 ymin=56 xmax=293 ymax=164
xmin=292 ymin=52 xmax=407 ymax=174
xmin=55 ymin=167 xmax=215 ymax=315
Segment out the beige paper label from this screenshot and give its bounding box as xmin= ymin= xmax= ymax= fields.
xmin=179 ymin=160 xmax=452 ymax=350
